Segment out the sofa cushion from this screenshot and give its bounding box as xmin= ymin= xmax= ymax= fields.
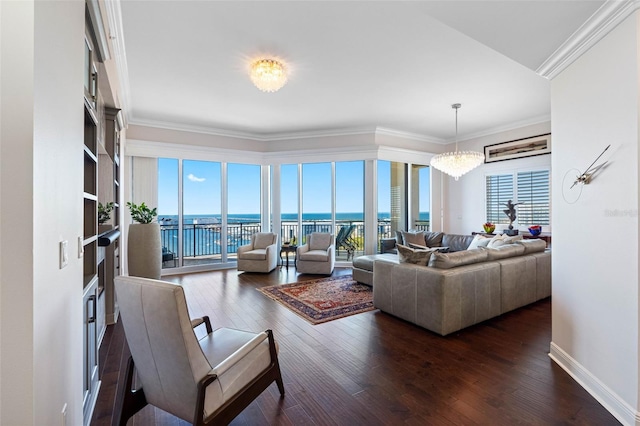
xmin=423 ymin=231 xmax=444 ymax=247
xmin=400 ymin=231 xmax=425 ymax=247
xmin=428 ymin=248 xmax=488 ymax=269
xmin=483 ymin=244 xmax=525 ymax=260
xmin=408 ymin=242 xmax=428 ymax=250
xmin=253 ymin=233 xmax=275 ymax=249
xmin=441 ymin=234 xmax=475 ymax=252
xmin=397 ymin=244 xmax=438 ymax=266
xmin=516 ymin=239 xmax=547 ymax=254
xmin=353 ymin=254 xmax=398 ymax=272
xmin=467 ymin=235 xmax=491 ymax=250
xmin=309 ymin=233 xmax=332 ymax=251
xmin=242 ymin=249 xmax=267 ymax=260
xmin=299 ymin=249 xmax=329 ymax=262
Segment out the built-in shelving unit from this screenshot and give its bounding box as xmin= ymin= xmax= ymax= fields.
xmin=82 ymin=28 xmax=100 ymax=426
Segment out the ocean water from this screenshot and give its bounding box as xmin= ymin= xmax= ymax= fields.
xmin=159 ymin=212 xmax=430 ymax=257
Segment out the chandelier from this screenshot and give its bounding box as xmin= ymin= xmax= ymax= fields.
xmin=249 ymin=58 xmax=288 ymax=92
xmin=430 ymin=103 xmax=485 ymax=180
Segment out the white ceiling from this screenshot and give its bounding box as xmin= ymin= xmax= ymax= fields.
xmin=120 ymin=1 xmax=605 ymax=142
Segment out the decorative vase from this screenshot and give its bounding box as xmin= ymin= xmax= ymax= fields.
xmin=128 ymin=223 xmax=161 ymax=279
xmin=483 ymin=223 xmax=495 ymax=234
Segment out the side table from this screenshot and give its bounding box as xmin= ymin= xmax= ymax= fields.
xmin=280 ymin=245 xmax=297 ymax=270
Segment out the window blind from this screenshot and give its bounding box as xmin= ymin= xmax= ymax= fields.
xmin=485 ymin=174 xmax=514 ymax=224
xmin=516 ymin=170 xmax=550 ymax=225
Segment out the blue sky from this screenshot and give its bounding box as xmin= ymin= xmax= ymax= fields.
xmin=158 ymin=159 xmax=429 ymax=216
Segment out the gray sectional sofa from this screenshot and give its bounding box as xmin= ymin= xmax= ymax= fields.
xmin=355 ymin=231 xmax=551 ymax=336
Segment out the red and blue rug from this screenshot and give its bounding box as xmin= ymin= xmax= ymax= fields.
xmin=258 ymin=275 xmax=374 ymax=324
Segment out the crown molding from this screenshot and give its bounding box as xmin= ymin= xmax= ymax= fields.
xmin=128 ymin=117 xmax=447 ymax=144
xmin=375 ymin=127 xmax=446 ymax=144
xmin=105 ymin=0 xmax=131 ymax=126
xmin=537 ymin=0 xmax=640 ymax=79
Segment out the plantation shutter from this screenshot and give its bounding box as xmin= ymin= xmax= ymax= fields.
xmin=516 ymin=170 xmax=550 ymax=225
xmin=486 ymin=174 xmax=514 ymax=224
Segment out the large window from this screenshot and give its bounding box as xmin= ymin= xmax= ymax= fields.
xmin=335 ymin=161 xmax=364 ymax=260
xmin=302 ymin=163 xmax=332 ymax=243
xmin=411 ymin=164 xmax=430 ymax=231
xmin=227 ymin=163 xmax=261 ymax=260
xmin=158 ymin=158 xmax=179 ymax=269
xmin=281 ymin=164 xmax=299 ymax=244
xmin=183 ymin=160 xmax=222 ymax=266
xmin=486 ymin=170 xmax=550 ymax=226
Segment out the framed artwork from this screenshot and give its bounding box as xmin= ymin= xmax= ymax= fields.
xmin=484 ymin=133 xmax=551 ymax=163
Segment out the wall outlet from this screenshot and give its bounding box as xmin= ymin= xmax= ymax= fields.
xmin=78 ymin=236 xmax=84 ymax=258
xmin=59 ymin=240 xmax=68 ymax=269
xmin=61 ymin=403 xmax=67 ymax=426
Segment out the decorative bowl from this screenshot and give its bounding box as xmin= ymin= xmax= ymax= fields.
xmin=528 ymin=227 xmax=542 ymax=236
xmin=483 ymin=223 xmax=495 ymax=234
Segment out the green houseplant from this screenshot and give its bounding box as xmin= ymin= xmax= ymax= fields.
xmin=127 ymin=201 xmax=161 ymax=279
xmin=126 ymin=201 xmax=157 ymax=224
xmin=98 ymin=202 xmax=115 ymax=225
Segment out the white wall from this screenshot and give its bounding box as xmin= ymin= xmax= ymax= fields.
xmin=1 ymin=1 xmax=85 ymax=424
xmin=445 ymin=121 xmax=551 ymax=235
xmin=550 ymin=13 xmax=639 ymax=425
xmin=1 ymin=2 xmax=35 ymax=422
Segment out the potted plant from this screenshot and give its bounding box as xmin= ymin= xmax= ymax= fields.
xmin=126 ymin=202 xmax=162 ymax=279
xmin=98 ymin=202 xmax=115 ymax=234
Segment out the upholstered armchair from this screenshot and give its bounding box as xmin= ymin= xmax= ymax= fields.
xmin=114 ymin=275 xmax=285 ymax=426
xmin=237 ymin=232 xmax=278 ymax=273
xmin=296 ymin=232 xmax=335 ymax=275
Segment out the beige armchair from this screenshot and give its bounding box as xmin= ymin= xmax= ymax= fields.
xmin=296 ymin=232 xmax=335 ymax=275
xmin=114 ymin=275 xmax=285 ymax=425
xmin=237 ymin=232 xmax=278 ymax=273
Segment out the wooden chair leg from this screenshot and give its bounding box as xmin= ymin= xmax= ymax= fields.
xmin=115 ymin=356 xmax=148 ymax=426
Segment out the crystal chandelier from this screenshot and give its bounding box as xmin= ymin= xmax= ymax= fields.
xmin=249 ymin=58 xmax=288 ymax=92
xmin=430 ymin=103 xmax=485 ymax=180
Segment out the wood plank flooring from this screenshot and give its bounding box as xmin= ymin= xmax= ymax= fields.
xmin=92 ymin=267 xmax=620 ymax=425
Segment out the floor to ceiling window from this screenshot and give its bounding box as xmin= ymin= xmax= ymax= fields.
xmin=227 ymin=163 xmax=261 ymax=260
xmin=411 ymin=164 xmax=430 ymax=231
xmin=335 ymin=161 xmax=364 ymax=260
xmin=377 ymin=160 xmax=407 ymax=249
xmin=158 ymin=158 xmax=179 ymax=269
xmin=302 ymin=163 xmax=332 ymax=244
xmin=182 ymin=160 xmax=222 ymax=266
xmin=280 ymin=164 xmax=299 ymax=244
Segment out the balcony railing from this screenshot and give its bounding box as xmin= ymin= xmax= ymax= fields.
xmin=160 ymin=219 xmax=429 ymax=267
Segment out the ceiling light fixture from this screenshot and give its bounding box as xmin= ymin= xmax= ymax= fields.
xmin=249 ymin=58 xmax=288 ymax=92
xmin=430 ymin=103 xmax=485 ymax=180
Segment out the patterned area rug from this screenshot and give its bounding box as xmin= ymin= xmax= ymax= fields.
xmin=258 ymin=275 xmax=374 ymax=324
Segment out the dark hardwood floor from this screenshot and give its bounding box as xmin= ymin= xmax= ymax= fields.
xmin=92 ymin=267 xmax=620 ymax=425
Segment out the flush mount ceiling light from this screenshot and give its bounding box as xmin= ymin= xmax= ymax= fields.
xmin=249 ymin=58 xmax=288 ymax=92
xmin=430 ymin=103 xmax=485 ymax=180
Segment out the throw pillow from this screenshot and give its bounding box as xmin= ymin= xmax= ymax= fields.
xmin=253 ymin=233 xmax=275 ymax=249
xmin=400 ymin=231 xmax=426 ymax=247
xmin=309 ymin=233 xmax=332 ymax=251
xmin=408 ymin=242 xmax=429 ymax=250
xmin=487 ymin=234 xmax=506 ymax=248
xmin=503 ymin=234 xmax=523 ymax=244
xmin=467 ymin=235 xmax=490 ymax=250
xmin=396 ymin=244 xmax=437 ymax=266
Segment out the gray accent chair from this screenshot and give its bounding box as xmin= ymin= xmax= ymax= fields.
xmin=237 ymin=232 xmax=278 ymax=273
xmin=296 ymin=232 xmax=335 ymax=275
xmin=114 ymin=275 xmax=285 ymax=425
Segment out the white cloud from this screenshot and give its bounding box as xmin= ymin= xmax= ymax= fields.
xmin=187 ymin=173 xmax=206 ymax=182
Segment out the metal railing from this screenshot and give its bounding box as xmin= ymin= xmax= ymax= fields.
xmin=160 ymin=219 xmax=429 ymax=266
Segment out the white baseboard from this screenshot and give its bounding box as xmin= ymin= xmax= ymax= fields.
xmin=549 ymin=342 xmax=639 ymax=425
